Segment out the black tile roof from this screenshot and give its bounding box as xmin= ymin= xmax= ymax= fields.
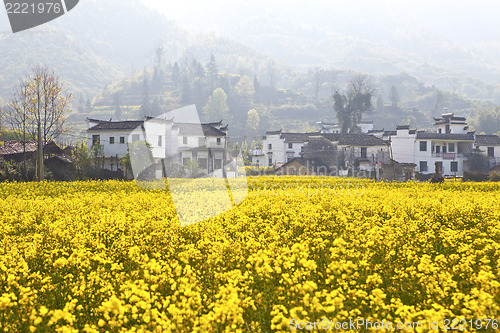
xmin=281 ymin=132 xmax=320 ymax=143
xmin=88 ymin=120 xmax=144 ymax=131
xmin=176 ymin=123 xmax=227 ymax=137
xmin=303 ymin=137 xmax=336 ymax=152
xmin=416 ymin=132 xmax=475 ymax=141
xmin=337 ymin=134 xmax=388 ymax=146
xmin=276 ymin=157 xmax=330 ymax=172
xmin=88 ymin=119 xmax=227 ymax=137
xmin=476 ymin=134 xmax=500 ymax=146
xmin=320 ymin=134 xmax=387 ymax=146
xmin=0 ymin=141 xmax=62 ymax=156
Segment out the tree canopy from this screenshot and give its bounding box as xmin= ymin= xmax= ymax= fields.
xmin=332 ymin=75 xmax=375 ymax=134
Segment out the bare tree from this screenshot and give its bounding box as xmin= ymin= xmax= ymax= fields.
xmin=5 ymin=66 xmax=73 ymax=179
xmin=7 ymin=66 xmax=72 ymax=142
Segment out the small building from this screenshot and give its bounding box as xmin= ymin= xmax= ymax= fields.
xmin=275 ymin=157 xmax=330 ymax=176
xmin=86 ymin=117 xmax=230 ymax=178
xmin=389 ymin=113 xmax=475 ymax=177
xmin=0 ymin=140 xmax=63 ymax=163
xmin=253 ymin=130 xmax=319 ymax=167
xmin=475 ymin=134 xmax=500 ymax=169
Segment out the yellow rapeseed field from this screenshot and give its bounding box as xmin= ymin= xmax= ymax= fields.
xmin=0 ymin=177 xmax=499 ymax=332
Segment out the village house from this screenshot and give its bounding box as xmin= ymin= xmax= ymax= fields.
xmin=390 ymin=113 xmax=476 ymax=177
xmin=475 ymin=134 xmax=500 ymax=169
xmin=251 ymin=130 xmax=320 ymax=167
xmin=0 ymin=140 xmax=76 ymax=180
xmin=271 ymin=132 xmax=393 ymax=178
xmin=86 ymin=117 xmax=229 ymax=178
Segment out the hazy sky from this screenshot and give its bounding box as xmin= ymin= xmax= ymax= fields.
xmin=139 ymin=0 xmax=500 ymax=43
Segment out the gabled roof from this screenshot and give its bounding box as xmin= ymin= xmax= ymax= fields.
xmin=476 ymin=134 xmax=500 ymax=146
xmin=416 ymin=132 xmax=475 ymax=141
xmin=281 ymin=132 xmax=320 ymax=143
xmin=320 ymin=134 xmax=387 ymax=146
xmin=176 ymin=123 xmax=227 ymax=137
xmin=303 ymin=136 xmax=336 ymax=152
xmin=320 ymin=133 xmax=342 ymax=142
xmin=88 ymin=120 xmax=145 ymax=131
xmin=0 ymin=141 xmax=62 ymax=156
xmin=383 ymin=131 xmax=397 ymax=136
xmin=276 ymin=157 xmax=330 ymax=172
xmin=337 ymin=134 xmax=388 ymax=146
xmin=265 ymin=130 xmax=282 ymax=136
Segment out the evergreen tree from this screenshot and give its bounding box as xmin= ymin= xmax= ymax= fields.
xmin=389 ymin=85 xmax=400 ymax=107
xmin=206 ymin=55 xmax=219 ymax=91
xmin=172 ymin=62 xmax=180 ymax=87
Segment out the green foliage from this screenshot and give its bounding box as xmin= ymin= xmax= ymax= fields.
xmin=0 ymin=157 xmax=37 ymax=182
xmin=0 ymin=130 xmax=22 ymax=142
xmin=203 ymin=88 xmax=230 ymax=122
xmin=333 ymin=75 xmax=375 ymax=134
xmin=71 ymin=140 xmax=92 ymax=180
xmin=472 ymin=104 xmax=500 ymax=135
xmin=245 ymin=109 xmax=260 ymax=141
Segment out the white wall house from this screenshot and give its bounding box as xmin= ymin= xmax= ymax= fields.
xmin=475 ymin=135 xmax=500 ymax=169
xmin=87 ymin=118 xmax=229 ymax=177
xmin=252 ymin=130 xmax=319 ymax=167
xmin=316 ymin=121 xmax=374 ymax=134
xmin=333 ymin=134 xmax=390 ymax=172
xmin=390 ymin=113 xmax=475 ymax=177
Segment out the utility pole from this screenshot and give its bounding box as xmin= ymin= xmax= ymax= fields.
xmin=37 ymin=121 xmax=44 ymax=181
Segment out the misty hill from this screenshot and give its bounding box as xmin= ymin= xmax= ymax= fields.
xmin=0 ymin=0 xmax=281 ymax=103
xmin=0 ymin=0 xmax=188 ymax=100
xmin=174 ymin=1 xmax=500 ymax=104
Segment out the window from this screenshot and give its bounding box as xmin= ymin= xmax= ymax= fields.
xmin=198 ymin=137 xmax=205 ymax=146
xmin=442 ymin=145 xmax=447 ymax=153
xmin=288 ymin=143 xmax=293 ymax=149
xmin=109 ymin=137 xmax=115 ymax=144
xmin=92 ymin=135 xmax=100 ymax=146
xmin=448 ymin=143 xmax=455 ymax=152
xmin=451 ymin=161 xmax=458 ymax=172
xmin=436 ymin=162 xmax=443 ymax=172
xmin=183 ymin=137 xmax=188 ymax=145
xmin=198 ymin=158 xmax=208 ymax=169
xmin=445 ymin=125 xmax=450 ymax=133
xmin=361 ymin=147 xmax=367 ymax=159
xmin=436 ymin=146 xmax=441 ymax=154
xmin=120 ymin=137 xmax=125 ymax=144
xmin=132 ymin=134 xmax=140 ymax=142
xmin=214 ymin=159 xmax=222 ymax=169
xmin=419 ymin=141 xmax=427 ymax=152
xmin=182 ymin=158 xmax=190 ymax=166
xmin=419 ymin=161 xmax=428 ymax=172
xmin=488 ymin=147 xmax=495 ymax=157
xmin=217 ymin=138 xmax=221 ymax=145
xmin=158 ymin=135 xmax=162 ymax=147
xmin=268 ymin=144 xmax=272 ymax=150
xmin=438 ymin=129 xmax=442 ymax=133
xmin=268 ymin=154 xmax=273 ymax=165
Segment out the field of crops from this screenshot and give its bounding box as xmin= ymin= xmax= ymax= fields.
xmin=1 ymin=177 xmax=500 ymax=332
